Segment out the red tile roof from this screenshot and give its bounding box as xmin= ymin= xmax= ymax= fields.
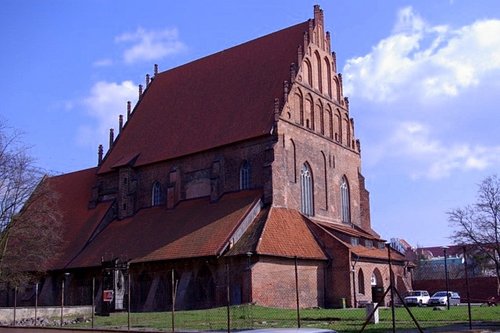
xmin=98 ymin=21 xmax=309 ymax=174
xmin=310 ymin=221 xmax=406 ymax=262
xmin=66 ymin=190 xmax=262 ymax=268
xmin=317 ymin=220 xmax=381 ymax=240
xmin=255 ymin=208 xmax=327 ymax=260
xmin=350 ymin=245 xmax=405 ymax=261
xmin=41 ymin=168 xmax=112 ymax=271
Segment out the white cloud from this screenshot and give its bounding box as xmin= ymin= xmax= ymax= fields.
xmin=93 ymin=58 xmax=113 ymax=67
xmin=115 ymin=27 xmax=186 ymax=64
xmin=384 ymin=121 xmax=500 ymax=179
xmin=343 ymin=7 xmax=500 ymax=103
xmin=78 ymin=81 xmax=138 ymax=149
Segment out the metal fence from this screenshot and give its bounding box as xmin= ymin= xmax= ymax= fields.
xmin=1 ymin=247 xmax=499 ymax=332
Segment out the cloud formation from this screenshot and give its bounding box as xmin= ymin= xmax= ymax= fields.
xmin=115 ymin=27 xmax=186 ymax=64
xmin=78 ymin=81 xmax=138 ymax=149
xmin=343 ymin=7 xmax=500 ymax=103
xmin=345 ymin=7 xmax=500 ymax=180
xmin=387 ymin=122 xmax=500 ymax=179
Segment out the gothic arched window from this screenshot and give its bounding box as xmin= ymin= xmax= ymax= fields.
xmin=152 ymin=181 xmax=162 ymax=206
xmin=358 ymin=269 xmax=365 ymax=294
xmin=300 ymin=163 xmax=314 ymax=216
xmin=340 ymin=176 xmax=350 ymax=223
xmin=240 ymin=160 xmax=251 ymax=190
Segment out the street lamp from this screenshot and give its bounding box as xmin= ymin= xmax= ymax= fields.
xmin=442 ymin=246 xmax=450 ymax=310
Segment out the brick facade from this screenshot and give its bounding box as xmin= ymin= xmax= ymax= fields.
xmin=251 ymin=257 xmax=325 ymax=308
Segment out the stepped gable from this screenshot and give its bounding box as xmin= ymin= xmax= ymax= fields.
xmin=65 ymin=190 xmax=262 ymax=268
xmin=98 ymin=21 xmax=310 ymax=174
xmin=43 ymin=168 xmax=112 ymax=271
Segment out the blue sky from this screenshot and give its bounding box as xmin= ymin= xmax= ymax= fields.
xmin=1 ymin=1 xmax=500 ymax=247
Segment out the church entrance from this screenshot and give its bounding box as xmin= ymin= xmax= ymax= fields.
xmin=371 ymin=268 xmax=384 ymax=304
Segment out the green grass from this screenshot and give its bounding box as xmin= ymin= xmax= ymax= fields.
xmin=65 ymin=304 xmax=500 ymax=332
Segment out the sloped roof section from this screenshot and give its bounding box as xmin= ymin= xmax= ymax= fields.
xmin=351 ymin=245 xmax=405 ymax=261
xmin=309 ymin=220 xmax=405 ymax=262
xmin=43 ymin=168 xmax=112 ymax=271
xmin=317 ymin=221 xmax=381 ymax=240
xmin=256 ymin=208 xmax=327 ymax=260
xmin=98 ymin=21 xmax=309 ymax=174
xmin=66 ymin=190 xmax=262 ymax=268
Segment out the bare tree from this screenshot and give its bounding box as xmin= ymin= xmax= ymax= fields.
xmin=448 ymin=175 xmax=500 ymax=295
xmin=0 ymin=121 xmax=62 ymax=286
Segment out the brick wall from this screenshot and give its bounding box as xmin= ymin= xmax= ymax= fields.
xmin=95 ymin=136 xmax=272 ymax=213
xmin=413 ymin=276 xmax=497 ymax=302
xmin=251 ymin=257 xmax=325 ymax=308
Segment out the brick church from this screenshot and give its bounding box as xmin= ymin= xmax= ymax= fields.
xmin=13 ymin=6 xmax=411 ymax=310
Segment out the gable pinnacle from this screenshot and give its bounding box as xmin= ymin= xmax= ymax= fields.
xmin=274 ymin=98 xmax=280 ymax=123
xmin=118 ymin=115 xmax=123 ymax=133
xmin=127 ymin=101 xmax=132 ymax=119
xmin=283 ymin=80 xmax=289 ymax=102
xmin=290 ymin=63 xmax=296 ymax=84
xmin=97 ymin=144 xmax=103 ymax=165
xmin=109 ymin=128 xmax=114 ymax=149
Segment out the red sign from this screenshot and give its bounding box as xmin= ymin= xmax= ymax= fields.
xmin=103 ymin=290 xmax=114 ymax=302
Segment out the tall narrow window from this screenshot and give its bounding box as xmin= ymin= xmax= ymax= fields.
xmin=300 ymin=163 xmax=314 ymax=216
xmin=358 ymin=269 xmax=365 ymax=294
xmin=240 ymin=160 xmax=251 ymax=190
xmin=341 ymin=176 xmax=350 ymax=223
xmin=152 ymin=181 xmax=162 ymax=206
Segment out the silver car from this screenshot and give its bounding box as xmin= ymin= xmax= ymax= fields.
xmin=428 ymin=291 xmax=461 ymax=306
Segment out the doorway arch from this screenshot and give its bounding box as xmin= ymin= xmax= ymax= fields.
xmin=371 ymin=268 xmax=384 ymax=304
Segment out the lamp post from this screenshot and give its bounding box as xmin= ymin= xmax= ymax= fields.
xmin=351 ymin=255 xmax=359 ymax=308
xmin=442 ymin=246 xmax=450 ymax=310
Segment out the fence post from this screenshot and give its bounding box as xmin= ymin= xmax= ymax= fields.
xmin=443 ymin=246 xmax=450 ymax=310
xmin=463 ymin=246 xmax=472 ymax=329
xmin=92 ymin=277 xmax=95 ymax=329
xmin=128 ymin=271 xmax=131 ymax=331
xmin=34 ymin=283 xmax=38 ymax=326
xmin=226 ymin=263 xmax=231 ymax=333
xmin=387 ymin=245 xmax=395 ymax=333
xmin=294 ymin=256 xmax=301 ymax=328
xmin=171 ymin=269 xmax=176 ymax=333
xmin=13 ymin=287 xmax=17 ymax=326
xmin=60 ymin=279 xmax=64 ymax=327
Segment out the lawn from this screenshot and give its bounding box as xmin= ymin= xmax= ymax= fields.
xmin=67 ymin=304 xmax=500 ymax=332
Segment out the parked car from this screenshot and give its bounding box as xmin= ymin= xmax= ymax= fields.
xmin=404 ymin=290 xmax=430 ymax=306
xmin=428 ymin=291 xmax=461 ymax=306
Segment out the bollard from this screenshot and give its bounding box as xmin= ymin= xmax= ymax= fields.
xmin=365 ymin=302 xmax=379 ymax=324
